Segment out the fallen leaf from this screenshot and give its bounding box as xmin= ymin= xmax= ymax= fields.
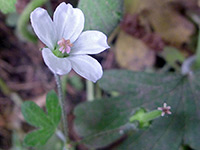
xmin=115 ymin=31 xmax=155 ymax=71
xmin=124 ymin=0 xmax=172 ymax=14
xmin=124 ymin=0 xmax=195 ymax=45
xmin=148 ymin=7 xmax=195 ymax=45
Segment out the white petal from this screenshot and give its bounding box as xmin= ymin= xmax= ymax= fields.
xmin=71 ymin=31 xmax=110 ymax=55
xmin=42 ymin=48 xmax=72 ymax=75
xmin=68 ymin=55 xmax=103 ymax=82
xmin=53 ymin=2 xmax=84 ymax=43
xmin=30 ymin=8 xmax=57 ymax=50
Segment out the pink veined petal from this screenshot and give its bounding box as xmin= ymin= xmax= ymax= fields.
xmin=71 ymin=30 xmax=110 ymax=55
xmin=30 ymin=8 xmax=57 ymax=50
xmin=42 ymin=48 xmax=72 ymax=75
xmin=68 ymin=55 xmax=103 ymax=82
xmin=53 ymin=2 xmax=84 ymax=43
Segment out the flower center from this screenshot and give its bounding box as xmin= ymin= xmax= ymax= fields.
xmin=57 ymin=38 xmax=73 ymax=54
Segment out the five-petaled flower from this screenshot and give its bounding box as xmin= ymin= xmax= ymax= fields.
xmin=157 ymin=103 xmax=172 ymax=117
xmin=30 ymin=2 xmax=110 ymax=82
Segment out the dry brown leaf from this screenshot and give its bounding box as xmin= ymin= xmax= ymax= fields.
xmin=124 ymin=0 xmax=195 ymax=45
xmin=115 ymin=31 xmax=155 ymax=71
xmin=124 ymin=0 xmax=172 ymax=14
xmin=148 ymin=7 xmax=195 ymax=45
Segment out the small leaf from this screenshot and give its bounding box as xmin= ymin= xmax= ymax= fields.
xmin=35 ymin=134 xmax=63 ymax=150
xmin=46 ymin=90 xmax=61 ymax=127
xmin=78 ymin=0 xmax=123 ymax=36
xmin=21 ymin=101 xmax=53 ymax=128
xmin=23 ymin=128 xmax=54 ymax=147
xmin=21 ymin=91 xmax=61 ymax=146
xmin=74 ymin=69 xmax=200 ymax=149
xmin=0 ymin=0 xmax=16 ymax=14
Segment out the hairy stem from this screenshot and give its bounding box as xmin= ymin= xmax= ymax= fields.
xmin=54 ymin=74 xmax=68 ymax=142
xmin=196 ymin=28 xmax=200 ymax=68
xmin=17 ymin=0 xmax=48 ymax=42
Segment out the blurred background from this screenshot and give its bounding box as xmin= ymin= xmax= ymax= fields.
xmin=0 ymin=0 xmax=200 ymax=149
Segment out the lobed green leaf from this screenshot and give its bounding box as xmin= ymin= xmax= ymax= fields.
xmin=21 ymin=101 xmax=52 ymax=128
xmin=74 ymin=69 xmax=200 ymax=150
xmin=21 ymin=91 xmax=61 ymax=146
xmin=23 ymin=128 xmax=54 ymax=147
xmin=46 ymin=90 xmax=61 ymax=127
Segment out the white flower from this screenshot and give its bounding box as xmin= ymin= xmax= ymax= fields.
xmin=30 ymin=2 xmax=109 ymax=82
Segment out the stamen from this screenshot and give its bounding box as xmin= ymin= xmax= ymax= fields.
xmin=57 ymin=38 xmax=73 ymax=54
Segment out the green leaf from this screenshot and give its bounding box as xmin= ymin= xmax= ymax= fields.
xmin=78 ymin=0 xmax=123 ymax=36
xmin=0 ymin=0 xmax=16 ymax=14
xmin=46 ymin=91 xmax=61 ymax=127
xmin=74 ymin=70 xmax=200 ymax=149
xmin=161 ymin=46 xmax=185 ymax=69
xmin=35 ymin=134 xmax=63 ymax=150
xmin=21 ymin=90 xmax=61 ymax=146
xmin=21 ymin=101 xmax=53 ymax=128
xmin=23 ymin=128 xmax=54 ymax=146
xmin=6 ymin=13 xmax=19 ymax=27
xmin=69 ymin=75 xmax=84 ymax=91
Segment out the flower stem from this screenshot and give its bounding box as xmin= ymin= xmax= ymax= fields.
xmin=96 ymin=84 xmax=102 ymax=99
xmin=196 ymin=28 xmax=200 ymax=68
xmin=54 ymin=74 xmax=68 ymax=143
xmin=130 ymin=110 xmax=161 ymax=123
xmin=129 ymin=108 xmax=162 ymax=128
xmin=86 ymin=80 xmax=94 ymax=101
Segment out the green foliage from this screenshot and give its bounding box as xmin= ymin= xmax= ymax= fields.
xmin=17 ymin=0 xmax=48 ymax=42
xmin=69 ymin=75 xmax=84 ymax=91
xmin=11 ymin=132 xmax=63 ymax=150
xmin=162 ymin=46 xmax=185 ymax=70
xmin=78 ymin=0 xmax=123 ymax=36
xmin=74 ymin=70 xmax=200 ymax=150
xmin=21 ymin=90 xmax=61 ymax=146
xmin=6 ymin=13 xmax=19 ymax=27
xmin=0 ymin=0 xmax=16 ymax=14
